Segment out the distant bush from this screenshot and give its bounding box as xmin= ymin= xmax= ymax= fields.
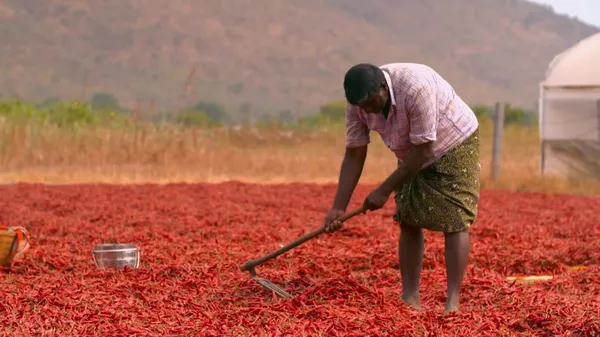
xmin=175 ymin=110 xmax=221 ymax=127
xmin=298 ymin=100 xmax=346 ymax=128
xmin=0 ymin=97 xmax=538 ymax=132
xmin=471 ymin=105 xmax=491 ymax=120
xmin=471 ymin=103 xmax=536 ymax=126
xmin=504 ymin=104 xmax=530 ymax=125
xmin=189 ymin=101 xmax=228 ymax=123
xmin=0 ymin=99 xmax=128 ymax=127
xmin=90 ymin=92 xmax=121 ymax=111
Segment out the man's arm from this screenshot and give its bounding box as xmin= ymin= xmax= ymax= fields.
xmin=331 ymin=104 xmax=370 ymax=211
xmin=332 ymin=145 xmax=367 ymax=210
xmin=377 ymin=142 xmax=433 ymax=195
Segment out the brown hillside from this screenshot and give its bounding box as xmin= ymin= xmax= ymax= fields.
xmin=0 ymin=0 xmax=597 ymax=119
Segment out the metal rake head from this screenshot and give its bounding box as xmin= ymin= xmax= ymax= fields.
xmin=245 ymin=265 xmax=292 ymax=298
xmin=252 ymin=275 xmax=293 ymax=298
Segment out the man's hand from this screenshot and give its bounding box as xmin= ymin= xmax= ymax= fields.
xmin=363 ymin=186 xmax=392 ymax=211
xmin=324 ymin=208 xmax=346 ymax=234
xmin=363 ymin=142 xmax=433 ymax=212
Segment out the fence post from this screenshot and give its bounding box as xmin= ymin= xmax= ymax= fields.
xmin=491 ymin=101 xmax=505 ymax=181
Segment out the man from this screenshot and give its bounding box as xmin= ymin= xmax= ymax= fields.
xmin=323 ymin=62 xmax=481 ymax=313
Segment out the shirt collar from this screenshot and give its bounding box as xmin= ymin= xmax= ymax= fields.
xmin=381 ymin=68 xmax=396 ymax=107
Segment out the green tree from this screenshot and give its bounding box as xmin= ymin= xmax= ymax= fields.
xmin=504 ymin=104 xmax=528 ymax=125
xmin=191 ymin=101 xmax=228 ymax=123
xmin=238 ymin=103 xmax=252 ymax=124
xmin=277 ymin=109 xmax=295 ymax=125
xmin=175 ymin=110 xmax=220 ymax=127
xmin=470 ymin=105 xmax=490 ymax=120
xmin=318 ymin=100 xmax=346 ymax=122
xmin=228 ymin=83 xmax=244 ymax=95
xmin=90 ymin=92 xmax=121 ymax=111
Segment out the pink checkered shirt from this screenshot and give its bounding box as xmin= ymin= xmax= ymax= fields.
xmin=345 ymin=63 xmax=479 ymax=167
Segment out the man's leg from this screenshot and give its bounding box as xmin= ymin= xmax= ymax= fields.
xmin=399 ymin=224 xmax=424 ymax=309
xmin=443 ymin=228 xmax=470 ymax=312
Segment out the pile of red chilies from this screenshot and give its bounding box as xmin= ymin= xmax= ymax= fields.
xmin=0 ymin=182 xmax=598 ymax=336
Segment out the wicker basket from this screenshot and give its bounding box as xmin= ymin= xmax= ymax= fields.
xmin=0 ymin=226 xmax=31 ymax=267
xmin=0 ymin=231 xmax=17 ymax=266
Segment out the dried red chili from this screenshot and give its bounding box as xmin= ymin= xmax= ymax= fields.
xmin=0 ymin=183 xmax=598 ymax=335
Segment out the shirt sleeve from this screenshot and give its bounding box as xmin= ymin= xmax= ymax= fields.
xmin=345 ymin=103 xmax=370 ymax=148
xmin=406 ymin=83 xmax=438 ymax=145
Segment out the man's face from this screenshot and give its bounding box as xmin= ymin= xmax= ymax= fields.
xmin=356 ymin=83 xmax=389 ymax=114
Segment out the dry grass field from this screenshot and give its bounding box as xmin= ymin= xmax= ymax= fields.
xmin=1 ymin=117 xmax=598 ymax=195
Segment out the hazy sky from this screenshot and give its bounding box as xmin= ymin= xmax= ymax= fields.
xmin=530 ymin=0 xmax=600 ymax=27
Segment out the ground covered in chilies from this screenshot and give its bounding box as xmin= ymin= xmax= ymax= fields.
xmin=0 ymin=182 xmax=599 ymax=336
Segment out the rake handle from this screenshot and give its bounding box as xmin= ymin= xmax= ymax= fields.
xmin=240 ymin=205 xmax=366 ymax=272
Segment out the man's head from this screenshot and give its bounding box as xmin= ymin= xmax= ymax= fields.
xmin=343 ymin=63 xmax=389 ymax=114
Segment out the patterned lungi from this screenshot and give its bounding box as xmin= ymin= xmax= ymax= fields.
xmin=393 ymin=128 xmax=481 ymax=233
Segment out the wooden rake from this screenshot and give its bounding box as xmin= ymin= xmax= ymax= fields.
xmin=239 ymin=206 xmax=367 ymax=298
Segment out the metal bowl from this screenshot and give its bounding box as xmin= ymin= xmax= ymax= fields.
xmin=92 ymin=243 xmax=140 ymax=270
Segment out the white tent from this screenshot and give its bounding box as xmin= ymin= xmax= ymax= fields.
xmin=538 ymin=32 xmax=600 ymax=179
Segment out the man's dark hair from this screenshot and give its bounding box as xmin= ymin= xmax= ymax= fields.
xmin=343 ymin=63 xmax=385 ymax=105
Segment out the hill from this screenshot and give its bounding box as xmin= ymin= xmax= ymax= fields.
xmin=0 ymin=0 xmax=597 ymax=120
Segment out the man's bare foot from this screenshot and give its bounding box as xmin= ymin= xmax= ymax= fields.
xmin=444 ymin=296 xmax=460 ymax=313
xmin=402 ymin=295 xmax=422 ymax=310
xmin=444 ymin=305 xmax=459 ymax=313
